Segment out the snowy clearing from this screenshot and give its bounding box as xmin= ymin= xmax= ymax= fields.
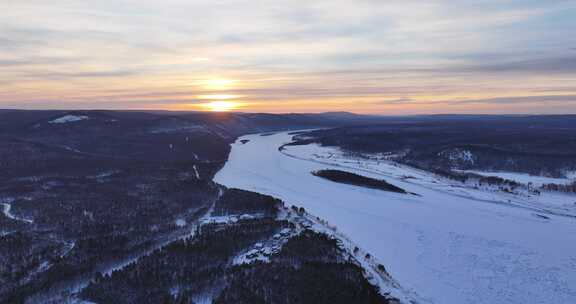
xmin=214 ymin=131 xmax=576 ymax=304
xmin=49 ymin=115 xmax=89 ymax=124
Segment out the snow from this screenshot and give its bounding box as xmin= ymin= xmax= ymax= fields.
xmin=231 ymin=217 xmax=296 ymax=267
xmin=191 ymin=292 xmax=215 ymax=304
xmin=439 ymin=148 xmax=475 ymax=165
xmin=1 ymin=202 xmax=33 ymax=223
xmin=49 ymin=115 xmax=89 ymax=124
xmin=278 ymin=205 xmax=419 ymax=303
xmin=215 ymin=131 xmax=576 ymax=304
xmin=281 ymin=142 xmax=576 ymax=218
xmin=88 ymin=170 xmax=119 ymax=183
xmin=228 ymin=208 xmax=413 ymax=304
xmin=459 ymin=170 xmax=575 ymax=186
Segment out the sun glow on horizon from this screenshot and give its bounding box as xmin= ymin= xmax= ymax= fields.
xmin=200 ymin=101 xmax=240 ymax=112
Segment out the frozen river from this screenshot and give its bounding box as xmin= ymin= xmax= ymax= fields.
xmin=214 ymin=131 xmax=576 ymax=304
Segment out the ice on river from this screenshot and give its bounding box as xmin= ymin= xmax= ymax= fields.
xmin=214 ymin=131 xmax=576 ymax=304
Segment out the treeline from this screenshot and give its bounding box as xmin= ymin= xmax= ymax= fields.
xmin=541 ymin=182 xmax=576 ymax=193
xmin=213 ymin=188 xmax=282 ymax=217
xmin=300 ymin=120 xmax=576 ymax=182
xmin=407 ymin=164 xmax=525 ymax=191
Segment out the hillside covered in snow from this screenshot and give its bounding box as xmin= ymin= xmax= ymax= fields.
xmin=3 ymin=111 xmax=576 ymax=303
xmin=0 ymin=110 xmax=404 ymax=303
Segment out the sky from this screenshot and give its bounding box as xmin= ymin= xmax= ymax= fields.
xmin=1 ymin=0 xmax=576 ymax=114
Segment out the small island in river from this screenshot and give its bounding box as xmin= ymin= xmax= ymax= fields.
xmin=312 ymin=169 xmax=409 ymax=194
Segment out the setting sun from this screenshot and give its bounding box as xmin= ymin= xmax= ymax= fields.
xmin=202 ymin=101 xmax=240 ymax=112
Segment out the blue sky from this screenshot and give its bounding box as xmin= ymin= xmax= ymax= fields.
xmin=1 ymin=0 xmax=575 ymax=113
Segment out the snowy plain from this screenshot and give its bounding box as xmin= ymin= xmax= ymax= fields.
xmin=214 ymin=131 xmax=576 ymax=304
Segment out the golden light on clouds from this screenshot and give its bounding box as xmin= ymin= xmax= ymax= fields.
xmin=2 ymin=1 xmax=575 ymax=113
xmin=196 ymin=94 xmax=243 ymax=100
xmin=200 ymin=79 xmax=237 ymax=91
xmin=191 ymin=57 xmax=211 ymax=62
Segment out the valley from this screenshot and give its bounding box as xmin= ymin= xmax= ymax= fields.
xmin=2 ymin=111 xmax=576 ymax=303
xmin=0 ymin=110 xmax=402 ymax=303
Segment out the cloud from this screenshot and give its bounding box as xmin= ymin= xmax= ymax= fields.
xmin=463 ymin=55 xmax=576 ymax=74
xmin=1 ymin=0 xmax=576 ymax=113
xmin=6 ymin=69 xmax=140 ymax=81
xmin=0 ymin=59 xmax=34 ymax=67
xmin=450 ymin=95 xmax=576 ymax=105
xmin=373 ymin=98 xmax=413 ymax=104
xmin=0 ymin=56 xmax=85 ymax=67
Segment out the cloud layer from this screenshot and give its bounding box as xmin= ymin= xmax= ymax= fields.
xmin=1 ymin=0 xmax=575 ymax=113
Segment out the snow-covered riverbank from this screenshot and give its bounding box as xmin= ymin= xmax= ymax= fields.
xmin=214 ymin=131 xmax=576 ymax=304
xmin=280 ymin=141 xmax=576 ymax=219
